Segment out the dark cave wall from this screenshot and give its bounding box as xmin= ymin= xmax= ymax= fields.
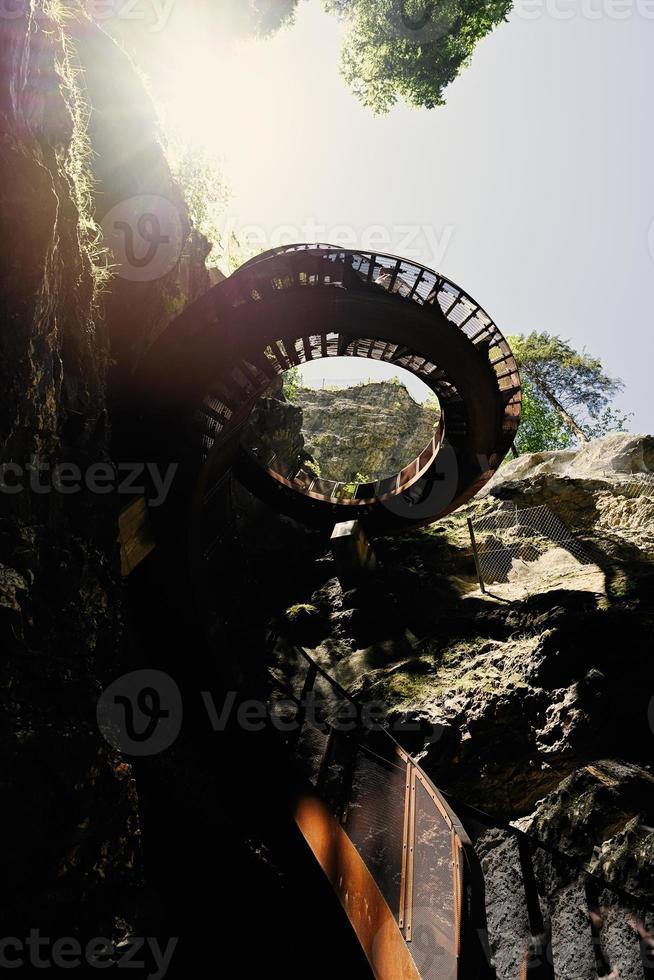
xmin=0 ymin=2 xmax=209 ymax=939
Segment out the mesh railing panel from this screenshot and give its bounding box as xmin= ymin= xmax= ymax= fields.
xmin=409 ymin=778 xmax=458 ymax=980
xmin=296 ymin=721 xmax=330 ymax=786
xmin=268 ymin=646 xmax=473 ymax=978
xmin=344 ymin=747 xmax=407 ymax=920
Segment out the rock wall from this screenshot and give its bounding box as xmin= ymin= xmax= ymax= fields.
xmin=273 ymin=433 xmax=654 ymax=977
xmin=246 ymin=380 xmax=440 ymax=483
xmin=0 ymin=2 xmax=210 ymax=942
xmin=296 ymin=382 xmax=440 ymax=482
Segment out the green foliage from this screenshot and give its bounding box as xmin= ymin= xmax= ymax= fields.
xmin=509 ymin=331 xmax=630 ymax=448
xmin=585 ymin=406 xmax=633 ymax=440
xmin=343 ymin=471 xmax=372 ymax=493
xmin=167 ymin=138 xmax=230 ymax=269
xmin=217 ymin=0 xmax=300 ymax=37
xmin=285 ymin=602 xmax=320 ymax=622
xmin=323 ymin=0 xmax=513 ymax=112
xmin=283 ymin=366 xmax=302 ymax=402
xmin=303 ymin=458 xmax=322 ymax=479
xmin=240 ymin=0 xmax=511 ymax=112
xmin=514 ymin=380 xmax=573 ymax=455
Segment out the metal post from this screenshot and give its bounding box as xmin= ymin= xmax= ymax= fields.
xmin=468 ymin=517 xmax=486 ymax=594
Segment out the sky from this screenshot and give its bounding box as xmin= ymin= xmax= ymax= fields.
xmin=143 ymin=0 xmax=653 ymax=431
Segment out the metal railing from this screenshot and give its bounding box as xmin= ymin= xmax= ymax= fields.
xmin=255 ymin=425 xmax=444 ymax=505
xmin=268 ymin=645 xmax=654 ymax=979
xmin=222 ymin=244 xmax=522 ymax=459
xmin=267 ymin=644 xmax=492 ymax=979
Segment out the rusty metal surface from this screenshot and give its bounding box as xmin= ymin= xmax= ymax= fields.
xmin=134 ymin=244 xmax=522 ymax=538
xmin=271 ymin=644 xmax=493 ymax=980
xmin=294 ymin=793 xmax=422 ymax=980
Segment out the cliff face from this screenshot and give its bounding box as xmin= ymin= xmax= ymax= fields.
xmin=296 ymin=382 xmax=440 ymax=482
xmin=274 ymin=433 xmax=654 ymax=975
xmin=0 ymin=3 xmax=210 ymax=941
xmin=246 ymin=380 xmax=440 ymax=482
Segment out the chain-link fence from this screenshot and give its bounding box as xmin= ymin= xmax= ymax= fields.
xmin=468 ymin=503 xmax=595 ymax=598
xmin=468 ymin=475 xmax=654 ymax=598
xmin=605 ymin=472 xmax=654 ymax=500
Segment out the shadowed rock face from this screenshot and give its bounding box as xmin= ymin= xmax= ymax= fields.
xmin=271 ymin=433 xmax=654 ymax=976
xmin=0 ymin=4 xmax=210 ymax=942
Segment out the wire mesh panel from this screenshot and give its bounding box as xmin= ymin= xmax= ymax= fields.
xmin=470 ymin=503 xmax=594 ymax=595
xmin=267 ymin=647 xmax=476 ymax=978
xmin=613 ymin=473 xmax=654 ymax=499
xmin=344 ymin=746 xmax=408 ymax=921
xmin=296 ymin=721 xmax=331 ymax=786
xmin=407 ymin=776 xmax=459 ymax=980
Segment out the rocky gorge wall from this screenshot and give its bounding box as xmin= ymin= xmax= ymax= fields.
xmin=245 ymin=379 xmax=441 ymax=483
xmin=0 ymin=1 xmax=210 ymax=943
xmin=274 ymin=433 xmax=654 ymax=977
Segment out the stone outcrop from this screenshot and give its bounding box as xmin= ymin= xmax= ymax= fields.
xmin=273 ymin=433 xmax=654 ymax=976
xmin=246 ymin=379 xmax=440 ymax=483
xmin=295 ymin=382 xmax=440 ymax=482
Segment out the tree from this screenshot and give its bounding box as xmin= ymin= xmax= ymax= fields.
xmin=283 ymin=366 xmax=302 ymax=402
xmin=514 ymin=379 xmax=574 ymax=455
xmin=509 ymin=332 xmax=630 ymax=449
xmin=234 ymin=0 xmax=512 ymax=113
xmin=323 ymin=0 xmax=513 ymax=112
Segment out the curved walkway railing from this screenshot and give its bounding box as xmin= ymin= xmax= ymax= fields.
xmin=267 ymin=643 xmax=654 ymax=980
xmin=230 ymin=244 xmax=522 ymax=468
xmin=267 ymin=644 xmax=493 ymax=980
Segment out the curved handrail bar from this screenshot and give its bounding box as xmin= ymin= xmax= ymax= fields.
xmin=268 ymin=642 xmax=495 ymax=979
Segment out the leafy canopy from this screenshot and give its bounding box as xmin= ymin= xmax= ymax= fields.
xmin=509 ymin=332 xmax=631 ymax=452
xmin=239 ymin=0 xmax=512 ymax=112
xmin=515 ymin=379 xmax=573 ymax=455
xmin=323 ymin=0 xmax=513 ymax=112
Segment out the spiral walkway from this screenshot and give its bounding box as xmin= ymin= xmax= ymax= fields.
xmin=125 ymin=245 xmax=523 ymax=980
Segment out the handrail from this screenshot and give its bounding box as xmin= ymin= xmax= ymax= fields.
xmin=267 ymin=642 xmax=494 ymax=979
xmin=268 ymin=643 xmax=654 ymax=979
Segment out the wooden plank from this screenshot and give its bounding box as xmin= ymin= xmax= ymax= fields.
xmin=119 ymin=497 xmax=155 ymax=577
